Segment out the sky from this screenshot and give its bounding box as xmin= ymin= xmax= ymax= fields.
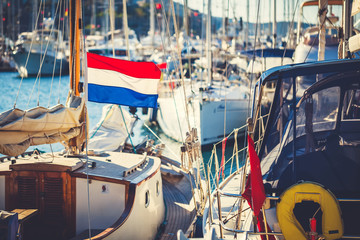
xmin=173 ymin=0 xmax=343 ymax=24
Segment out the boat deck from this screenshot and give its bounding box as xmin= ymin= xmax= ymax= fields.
xmin=158 ymin=163 xmax=197 ymax=240
xmin=0 ymin=151 xmax=160 ymax=184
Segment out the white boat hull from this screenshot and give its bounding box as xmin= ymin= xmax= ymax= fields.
xmin=156 ymin=84 xmax=249 ymax=146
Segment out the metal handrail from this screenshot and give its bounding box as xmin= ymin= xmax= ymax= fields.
xmin=217 ymin=189 xmax=360 ymax=203
xmin=213 ymin=188 xmax=360 ymax=238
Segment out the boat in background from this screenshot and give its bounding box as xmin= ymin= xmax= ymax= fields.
xmin=0 ymin=0 xmax=202 ymax=239
xmin=177 ymin=1 xmax=360 ymax=239
xmin=12 ymin=19 xmax=69 ymax=77
xmin=293 ymin=0 xmax=343 ymax=63
xmin=156 ymin=0 xmax=251 ymax=147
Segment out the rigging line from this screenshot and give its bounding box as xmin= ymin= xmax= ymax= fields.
xmin=247 ymin=0 xmax=262 ymax=117
xmin=48 ymin=0 xmax=63 ymax=107
xmin=58 ymin=0 xmax=66 ymax=104
xmin=89 ymin=105 xmax=114 ymax=139
xmin=119 ymin=106 xmax=137 ymax=154
xmin=108 ymin=0 xmax=136 ymax=153
xmin=304 ymin=14 xmax=328 ymax=62
xmin=157 ymin=0 xmax=185 ymax=142
xmin=37 ymin=0 xmax=47 ymax=106
xmin=13 ymin=0 xmax=43 ymax=108
xmin=281 ymin=0 xmax=301 ymax=65
xmin=142 ymin=122 xmax=181 ymax=162
xmin=155 ymin=0 xmax=186 ymax=142
xmin=170 ymin=0 xmax=192 ymax=134
xmin=27 ymin=2 xmax=62 ymax=108
xmin=76 ymin=3 xmax=92 ymax=238
xmin=58 ymin=1 xmax=67 ymax=104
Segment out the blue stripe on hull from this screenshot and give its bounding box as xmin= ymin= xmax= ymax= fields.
xmin=88 ymin=84 xmax=158 ymax=108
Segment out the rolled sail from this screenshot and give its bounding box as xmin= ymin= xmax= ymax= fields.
xmin=0 ymin=96 xmax=85 ymax=156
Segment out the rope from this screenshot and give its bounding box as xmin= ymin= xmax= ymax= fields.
xmin=157 ymin=0 xmax=186 ymax=142
xmin=304 ymin=14 xmax=328 ymax=62
xmin=142 ymin=121 xmax=180 ymax=162
xmin=89 ymin=105 xmax=113 ymax=139
xmin=170 ymin=0 xmax=192 ymax=134
xmin=13 ymin=0 xmax=43 ymax=108
xmin=281 ymin=0 xmax=301 ymax=65
xmin=48 ymin=0 xmax=63 ymax=107
xmin=27 ymin=2 xmax=62 ymax=108
xmin=119 ymin=106 xmax=136 ymax=154
xmin=248 ymin=0 xmax=262 ymax=117
xmin=58 ymin=0 xmax=66 ymax=104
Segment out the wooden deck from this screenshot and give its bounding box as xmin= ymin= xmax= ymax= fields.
xmin=157 ymin=164 xmax=197 ymax=240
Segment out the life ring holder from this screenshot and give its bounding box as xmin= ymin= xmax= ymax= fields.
xmin=276 ymin=182 xmax=343 ymax=240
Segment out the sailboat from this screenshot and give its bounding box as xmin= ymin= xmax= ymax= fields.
xmin=178 ymin=0 xmax=360 ymax=239
xmin=293 ymin=0 xmax=343 ymax=63
xmin=0 ymin=0 xmax=196 ymax=239
xmin=12 ymin=16 xmax=69 ymax=78
xmin=156 ymin=0 xmax=250 ymax=147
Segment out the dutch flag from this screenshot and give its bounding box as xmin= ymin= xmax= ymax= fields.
xmin=86 ymin=52 xmax=161 ymax=108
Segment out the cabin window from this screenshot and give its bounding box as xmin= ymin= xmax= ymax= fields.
xmin=296 ymin=86 xmax=340 ymax=137
xmin=114 ymin=49 xmax=126 ymax=56
xmin=156 ymin=181 xmax=160 ymax=196
xmin=312 ymin=87 xmax=339 ymax=132
xmin=342 ymin=89 xmax=360 ymax=120
xmin=145 ymin=190 xmax=150 ymax=208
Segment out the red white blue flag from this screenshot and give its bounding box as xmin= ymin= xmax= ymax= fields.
xmin=87 ymin=52 xmax=161 ymax=108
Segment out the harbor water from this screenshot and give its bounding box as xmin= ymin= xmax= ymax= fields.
xmin=0 ymin=72 xmax=244 ymax=178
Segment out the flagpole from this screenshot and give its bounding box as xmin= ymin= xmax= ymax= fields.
xmin=262 ymin=207 xmax=269 ymax=240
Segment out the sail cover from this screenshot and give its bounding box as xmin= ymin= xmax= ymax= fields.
xmin=88 ymin=104 xmax=136 ymax=152
xmin=0 ymin=96 xmax=85 ymax=156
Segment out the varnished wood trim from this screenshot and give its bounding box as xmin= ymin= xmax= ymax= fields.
xmin=71 ymin=173 xmax=130 ymax=185
xmin=137 ymin=161 xmax=161 ymax=187
xmin=10 ymin=163 xmax=78 ymax=172
xmin=86 ymin=183 xmax=137 ymax=240
xmin=0 ymin=171 xmax=11 ymax=175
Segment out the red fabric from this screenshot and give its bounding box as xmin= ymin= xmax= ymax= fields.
xmin=243 ymin=134 xmax=266 ymax=216
xmin=156 ymin=62 xmax=167 ymax=69
xmin=243 ymin=134 xmax=274 ymax=240
xmin=87 ymin=52 xmax=161 ymax=79
xmin=218 ymin=137 xmax=227 ymax=180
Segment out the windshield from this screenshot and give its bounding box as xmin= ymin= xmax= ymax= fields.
xmin=342 ymin=89 xmax=360 ymax=120
xmin=296 ymin=86 xmax=340 ymax=138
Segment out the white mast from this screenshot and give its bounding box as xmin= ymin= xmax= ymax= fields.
xmin=206 ymin=0 xmax=212 ymax=86
xmin=123 ymin=0 xmax=130 ymax=60
xmin=318 ymin=0 xmax=328 ymax=61
xmin=91 ymin=0 xmax=96 ymax=35
xmin=150 ymin=0 xmax=155 ymax=48
xmin=273 ymin=0 xmax=277 ymax=48
xmin=184 ymin=0 xmax=189 ymax=37
xmin=246 ymin=0 xmax=249 ymax=50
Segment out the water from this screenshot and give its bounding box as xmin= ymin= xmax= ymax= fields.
xmin=0 ymin=72 xmax=183 ymax=158
xmin=0 ymin=72 xmax=245 ymax=181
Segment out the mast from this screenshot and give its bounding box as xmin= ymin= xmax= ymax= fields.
xmin=150 ymin=0 xmax=155 ymax=48
xmin=245 ymin=0 xmax=249 ymax=50
xmin=123 ymin=0 xmax=130 ymax=60
xmin=296 ymin=2 xmax=303 ymax=45
xmin=206 ymin=0 xmax=212 ymax=86
xmin=69 ymin=0 xmax=81 ymax=96
xmin=90 ymin=0 xmax=96 ymax=35
xmin=273 ymin=0 xmax=277 ymax=48
xmin=184 ymin=0 xmax=189 ymax=37
xmin=342 ymin=0 xmax=352 ymax=58
xmin=318 ymin=0 xmax=328 ymax=61
xmin=0 ymin=0 xmax=3 ymax=51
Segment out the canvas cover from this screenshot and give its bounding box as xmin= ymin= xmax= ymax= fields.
xmin=88 ymin=104 xmax=136 ymax=152
xmin=0 ymin=96 xmax=85 ymax=156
